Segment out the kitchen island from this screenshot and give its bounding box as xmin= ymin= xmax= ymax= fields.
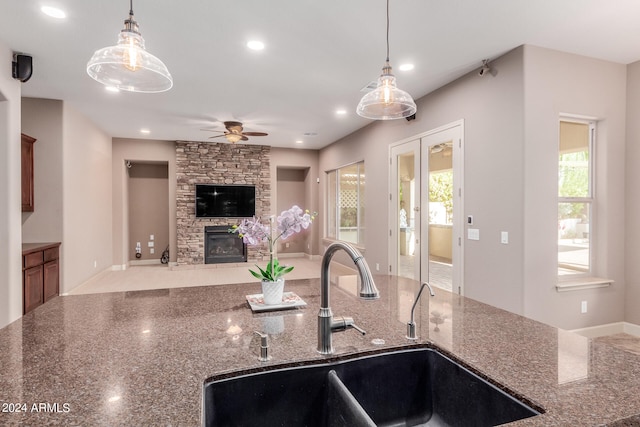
xmin=1 ymin=274 xmax=639 ymax=426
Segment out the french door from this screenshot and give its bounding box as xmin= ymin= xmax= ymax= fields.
xmin=389 ymin=121 xmax=464 ymax=294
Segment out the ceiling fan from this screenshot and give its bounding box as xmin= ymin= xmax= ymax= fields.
xmin=203 ymin=121 xmax=268 ymax=143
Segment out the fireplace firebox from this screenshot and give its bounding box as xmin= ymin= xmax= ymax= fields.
xmin=204 ymin=226 xmax=247 ymax=264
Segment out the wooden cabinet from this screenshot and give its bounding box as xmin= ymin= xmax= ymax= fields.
xmin=21 ymin=133 xmax=36 ymax=212
xmin=22 ymin=242 xmax=60 ymax=314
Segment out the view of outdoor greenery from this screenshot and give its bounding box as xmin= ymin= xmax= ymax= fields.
xmin=429 ymin=170 xmax=453 ymax=224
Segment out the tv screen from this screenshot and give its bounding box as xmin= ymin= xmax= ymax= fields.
xmin=195 ymin=184 xmax=256 ymax=218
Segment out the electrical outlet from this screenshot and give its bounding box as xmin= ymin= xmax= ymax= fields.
xmin=93 ymin=260 xmax=97 ymax=268
xmin=581 ymin=301 xmax=587 ymax=314
xmin=376 ymin=263 xmax=380 ymax=271
xmin=150 ymin=248 xmax=155 ymax=254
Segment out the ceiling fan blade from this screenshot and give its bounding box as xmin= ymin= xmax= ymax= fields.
xmin=242 ymin=132 xmax=268 ymax=136
xmin=241 ymin=136 xmax=249 ymax=141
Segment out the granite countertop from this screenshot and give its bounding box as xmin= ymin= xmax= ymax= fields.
xmin=1 ymin=274 xmax=640 ymax=426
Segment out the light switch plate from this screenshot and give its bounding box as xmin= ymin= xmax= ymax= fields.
xmin=501 ymin=231 xmax=509 ymax=244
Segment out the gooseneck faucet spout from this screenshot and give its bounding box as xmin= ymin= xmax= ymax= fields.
xmin=407 ymin=282 xmax=435 ymax=340
xmin=318 ymin=242 xmax=379 ymax=355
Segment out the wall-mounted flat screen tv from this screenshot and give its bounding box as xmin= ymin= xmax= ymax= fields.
xmin=195 ymin=184 xmax=256 ymax=218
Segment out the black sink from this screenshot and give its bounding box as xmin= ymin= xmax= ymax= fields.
xmin=203 ymin=347 xmax=540 ymax=426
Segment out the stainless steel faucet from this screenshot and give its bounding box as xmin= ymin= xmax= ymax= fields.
xmin=406 ymin=282 xmax=435 ymax=340
xmin=318 ymin=242 xmax=379 ymax=355
xmin=254 ymin=331 xmax=271 ymax=362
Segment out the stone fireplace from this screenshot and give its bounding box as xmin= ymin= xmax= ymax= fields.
xmin=204 ymin=226 xmax=247 ymax=264
xmin=175 ymin=141 xmax=271 ymax=265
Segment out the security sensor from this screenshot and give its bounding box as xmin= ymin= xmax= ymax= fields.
xmin=478 ymin=59 xmax=491 ymax=77
xmin=12 ymin=53 xmax=33 ymax=82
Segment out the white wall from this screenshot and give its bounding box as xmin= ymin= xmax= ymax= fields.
xmin=21 ymin=98 xmax=63 ymax=243
xmin=61 ymin=103 xmax=112 ymax=292
xmin=0 ymin=42 xmax=22 ymax=329
xmin=523 ymin=46 xmax=627 ymax=329
xmin=625 ymin=61 xmax=640 ymax=326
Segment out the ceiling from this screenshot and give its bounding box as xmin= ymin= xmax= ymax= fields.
xmin=2 ymin=1 xmax=640 ymax=150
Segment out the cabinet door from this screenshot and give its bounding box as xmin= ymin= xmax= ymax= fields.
xmin=24 ymin=265 xmax=43 ymax=314
xmin=43 ymin=260 xmax=59 ymax=302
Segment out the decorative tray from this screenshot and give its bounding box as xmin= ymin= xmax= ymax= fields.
xmin=246 ymin=292 xmax=307 ymax=312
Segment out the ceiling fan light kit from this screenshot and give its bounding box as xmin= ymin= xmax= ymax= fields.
xmin=356 ymin=0 xmax=417 ymax=120
xmin=86 ymin=0 xmax=173 ymax=93
xmin=205 ymin=121 xmax=269 ymax=144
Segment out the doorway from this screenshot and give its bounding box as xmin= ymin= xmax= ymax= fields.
xmin=390 ymin=121 xmax=464 ymax=294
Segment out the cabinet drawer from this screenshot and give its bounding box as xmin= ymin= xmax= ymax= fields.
xmin=24 ymin=251 xmax=43 ymax=269
xmin=44 ymin=247 xmax=59 ymax=262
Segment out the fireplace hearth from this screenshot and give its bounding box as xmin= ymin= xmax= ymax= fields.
xmin=204 ymin=226 xmax=247 ymax=264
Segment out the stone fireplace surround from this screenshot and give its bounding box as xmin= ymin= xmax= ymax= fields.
xmin=176 ymin=141 xmax=271 ymax=265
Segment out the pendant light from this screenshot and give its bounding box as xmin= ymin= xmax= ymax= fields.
xmin=356 ymin=0 xmax=416 ymax=120
xmin=86 ymin=0 xmax=173 ymax=93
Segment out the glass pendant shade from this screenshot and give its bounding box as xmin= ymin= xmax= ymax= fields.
xmin=357 ymin=61 xmax=416 ymax=120
xmin=87 ymin=12 xmax=172 ymax=93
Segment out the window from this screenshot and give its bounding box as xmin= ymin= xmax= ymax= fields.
xmin=326 ymin=161 xmax=365 ymax=245
xmin=558 ymin=119 xmax=594 ymax=277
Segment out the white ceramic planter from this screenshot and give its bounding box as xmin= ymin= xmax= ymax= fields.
xmin=261 ymin=278 xmax=285 ymax=305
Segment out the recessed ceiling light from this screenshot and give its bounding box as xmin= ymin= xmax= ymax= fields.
xmin=108 ymin=396 xmax=121 ymax=403
xmin=105 ymin=86 xmax=120 ymax=93
xmin=399 ymin=63 xmax=415 ymax=71
xmin=295 ymin=140 xmax=303 ymax=144
xmin=41 ymin=6 xmax=66 ymax=19
xmin=336 ymin=109 xmax=347 ymax=115
xmin=140 ymin=129 xmax=151 ymax=134
xmin=247 ymin=40 xmax=265 ymax=51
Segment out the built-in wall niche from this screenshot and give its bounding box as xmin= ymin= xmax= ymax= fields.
xmin=276 ymin=167 xmax=311 ymax=255
xmin=127 ymin=161 xmax=169 ymax=263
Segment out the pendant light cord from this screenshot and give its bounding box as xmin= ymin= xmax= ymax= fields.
xmin=386 ymin=0 xmax=390 ymax=62
xmin=129 ymin=0 xmax=134 ymax=16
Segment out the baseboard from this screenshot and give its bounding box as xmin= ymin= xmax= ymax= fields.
xmin=570 ymin=322 xmax=640 ymax=338
xmin=129 ymin=259 xmax=162 ymax=266
xmin=277 ymin=252 xmax=307 ymax=259
xmin=62 ymin=266 xmax=114 ymax=295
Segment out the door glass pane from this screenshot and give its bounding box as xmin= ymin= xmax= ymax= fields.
xmin=339 ymin=164 xmax=358 ymax=243
xmin=358 ymin=163 xmax=365 ymax=245
xmin=427 ymin=141 xmax=454 ymax=291
xmin=398 ymin=152 xmax=416 ymax=280
xmin=327 ymin=171 xmax=336 ymax=239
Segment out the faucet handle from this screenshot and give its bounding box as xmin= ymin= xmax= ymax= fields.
xmin=332 ymin=316 xmax=366 ymax=335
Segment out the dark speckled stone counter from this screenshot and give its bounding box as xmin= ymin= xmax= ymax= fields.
xmin=1 ymin=275 xmax=639 ymax=426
